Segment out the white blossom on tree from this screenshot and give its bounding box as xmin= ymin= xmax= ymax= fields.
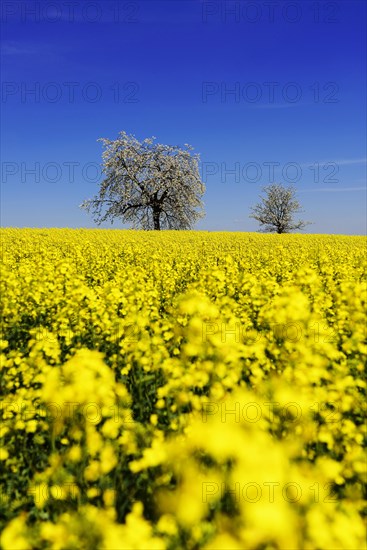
xmin=250 ymin=184 xmax=311 ymax=233
xmin=81 ymin=131 xmax=205 ymax=230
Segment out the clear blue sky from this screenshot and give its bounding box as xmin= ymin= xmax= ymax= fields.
xmin=1 ymin=0 xmax=366 ymax=234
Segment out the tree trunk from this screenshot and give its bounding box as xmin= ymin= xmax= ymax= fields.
xmin=153 ymin=208 xmax=161 ymax=230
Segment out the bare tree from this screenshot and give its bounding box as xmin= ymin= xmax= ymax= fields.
xmin=250 ymin=184 xmax=310 ymax=233
xmin=80 ymin=131 xmax=205 ymax=230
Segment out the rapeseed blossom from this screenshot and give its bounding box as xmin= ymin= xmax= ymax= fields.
xmin=0 ymin=229 xmax=366 ymax=549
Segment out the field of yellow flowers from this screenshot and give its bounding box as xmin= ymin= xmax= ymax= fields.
xmin=1 ymin=228 xmax=366 ymax=549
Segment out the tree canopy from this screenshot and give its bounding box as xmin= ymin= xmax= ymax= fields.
xmin=250 ymin=184 xmax=310 ymax=233
xmin=81 ymin=131 xmax=205 ymax=230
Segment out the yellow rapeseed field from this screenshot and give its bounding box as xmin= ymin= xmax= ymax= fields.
xmin=1 ymin=228 xmax=366 ymax=549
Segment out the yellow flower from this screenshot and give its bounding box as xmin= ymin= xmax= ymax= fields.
xmin=26 ymin=420 xmax=37 ymax=433
xmin=0 ymin=515 xmax=31 ymax=550
xmin=100 ymin=445 xmax=117 ymax=474
xmin=0 ymin=448 xmax=9 ymax=460
xmin=103 ymin=489 xmax=116 ymax=507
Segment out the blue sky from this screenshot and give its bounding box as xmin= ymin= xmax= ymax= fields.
xmin=1 ymin=0 xmax=366 ymax=234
